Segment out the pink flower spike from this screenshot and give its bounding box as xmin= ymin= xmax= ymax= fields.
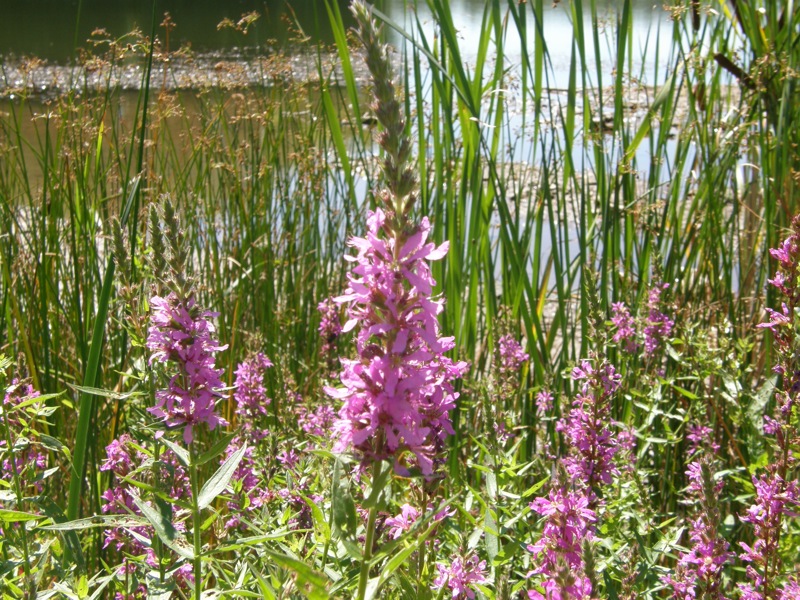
xmin=326 ymin=208 xmax=467 ymax=475
xmin=146 ymin=292 xmax=228 ymax=442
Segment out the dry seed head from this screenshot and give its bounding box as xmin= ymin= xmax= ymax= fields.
xmin=350 ymin=1 xmax=418 ymax=219
xmin=111 ymin=217 xmax=130 ymax=286
xmin=147 ymin=203 xmax=166 ymax=277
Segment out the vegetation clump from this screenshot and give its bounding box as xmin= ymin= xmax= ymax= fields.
xmin=1 ymin=1 xmax=799 ymax=598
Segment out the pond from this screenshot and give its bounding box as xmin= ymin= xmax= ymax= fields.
xmin=2 ymin=0 xmax=671 ymax=87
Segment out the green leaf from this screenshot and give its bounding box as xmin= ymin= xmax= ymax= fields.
xmin=197 ymin=443 xmax=247 ymax=511
xmin=87 ymin=573 xmax=115 ymax=600
xmin=159 ymin=437 xmax=190 ymax=468
xmin=522 ymin=475 xmax=550 ymax=498
xmin=362 ymin=460 xmax=391 ymax=510
xmin=145 ymin=581 xmax=175 ymax=600
xmin=67 ymin=384 xmax=142 ymax=401
xmin=484 ymin=508 xmax=499 ymax=560
xmin=669 ymin=384 xmax=698 ymax=401
xmin=748 ymin=375 xmax=776 ymax=430
xmin=261 ymin=549 xmax=328 ymax=600
xmin=39 ymin=514 xmax=146 ymax=531
xmin=39 ymin=434 xmax=65 ymax=452
xmin=367 ymin=522 xmax=437 ymax=599
xmin=301 ymin=494 xmax=331 ymax=543
xmin=485 ymin=470 xmax=497 ymax=500
xmin=0 ymin=509 xmax=41 ymax=523
xmin=130 ymin=492 xmax=194 ymax=560
xmin=196 ymin=432 xmax=237 ymax=466
xmin=331 ymin=458 xmax=357 ymax=541
xmin=209 ymin=531 xmax=292 ymax=554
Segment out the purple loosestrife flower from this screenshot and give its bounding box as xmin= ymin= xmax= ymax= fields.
xmin=741 ymin=215 xmax=800 ymax=598
xmin=146 ymin=292 xmax=228 ymax=444
xmin=491 ymin=327 xmax=528 ymax=443
xmin=685 ymin=424 xmax=720 ymax=457
xmin=527 ymin=485 xmax=596 ymax=599
xmin=385 ymin=503 xmax=419 ymax=539
xmin=278 ymin=449 xmax=300 ymax=471
xmin=536 ymin=390 xmax=554 ymax=416
xmin=325 ymin=208 xmax=468 ymax=475
xmin=780 ymin=579 xmax=800 ymax=599
xmin=233 ymin=352 xmax=272 ymax=442
xmin=643 ymin=283 xmax=674 ymax=355
xmin=761 ymin=218 xmax=800 ymax=412
xmin=556 ymin=359 xmax=620 ymax=500
xmin=758 ymin=304 xmax=792 ymax=336
xmin=297 ymin=404 xmax=336 ymax=437
xmin=610 ymin=302 xmax=638 ymax=352
xmin=738 ymin=473 xmax=800 ymax=600
xmin=497 ymin=334 xmax=529 ymax=374
xmin=433 ymin=554 xmax=487 ymax=599
xmin=318 ymin=297 xmax=343 ymax=377
xmin=1 ymin=379 xmax=47 ymax=496
xmin=100 ymin=435 xmax=191 ymax=568
xmin=661 ymin=460 xmax=732 ymax=599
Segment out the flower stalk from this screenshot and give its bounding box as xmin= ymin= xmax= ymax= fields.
xmin=190 ymin=443 xmax=202 ymax=600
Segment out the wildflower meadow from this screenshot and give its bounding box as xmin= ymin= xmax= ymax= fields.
xmin=1 ymin=0 xmax=799 ymax=598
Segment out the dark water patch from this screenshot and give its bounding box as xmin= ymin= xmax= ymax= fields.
xmin=0 ymin=0 xmax=356 ymax=63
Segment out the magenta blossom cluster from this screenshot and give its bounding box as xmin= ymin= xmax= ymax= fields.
xmin=744 ymin=215 xmax=800 ymax=598
xmin=1 ymin=379 xmax=47 ymax=496
xmin=233 ymin=352 xmax=272 ymax=442
xmin=325 ymin=208 xmax=468 ymax=475
xmin=610 ymin=283 xmax=674 ymax=356
xmin=497 ymin=334 xmax=529 ymax=374
xmin=611 ymin=302 xmax=637 ymax=352
xmin=759 ymin=218 xmax=800 ymax=423
xmin=738 ymin=473 xmax=800 ymax=600
xmin=527 ymin=485 xmax=596 ymax=599
xmin=556 ymin=359 xmax=621 ymax=498
xmin=100 ymin=434 xmax=192 ymax=585
xmin=318 ymin=297 xmax=343 ymax=377
xmin=385 ymin=503 xmax=419 ymax=539
xmin=433 ymin=554 xmax=487 ymax=599
xmin=223 ymin=353 xmax=275 ymax=529
xmin=535 ymin=390 xmax=554 ymax=416
xmin=297 ymin=404 xmax=336 ymax=437
xmin=644 ymin=283 xmax=674 ymax=355
xmin=146 ymin=292 xmax=228 ymax=444
xmin=221 ymin=440 xmax=315 ymax=532
xmin=384 ymin=502 xmax=453 ymax=540
xmin=685 ymin=423 xmax=720 ymax=458
xmin=662 ymin=460 xmax=732 ymax=599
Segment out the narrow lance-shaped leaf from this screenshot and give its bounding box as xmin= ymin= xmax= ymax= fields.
xmin=130 ymin=492 xmax=194 ymax=560
xmin=39 ymin=514 xmax=147 ymax=531
xmin=197 ymin=442 xmax=247 ymax=511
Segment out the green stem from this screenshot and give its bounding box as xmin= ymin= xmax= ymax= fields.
xmin=356 ymin=460 xmax=381 ymax=600
xmin=190 ymin=443 xmax=202 ymax=600
xmin=320 ymin=507 xmax=334 ymax=572
xmin=416 ymin=487 xmax=428 ymax=597
xmin=0 ymin=403 xmax=32 ymax=592
xmin=153 ymin=439 xmax=166 ymax=584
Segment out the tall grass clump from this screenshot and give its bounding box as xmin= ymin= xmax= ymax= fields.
xmin=0 ymin=0 xmax=799 ymax=597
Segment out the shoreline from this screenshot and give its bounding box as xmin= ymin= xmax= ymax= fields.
xmin=0 ymin=50 xmax=370 ymax=100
